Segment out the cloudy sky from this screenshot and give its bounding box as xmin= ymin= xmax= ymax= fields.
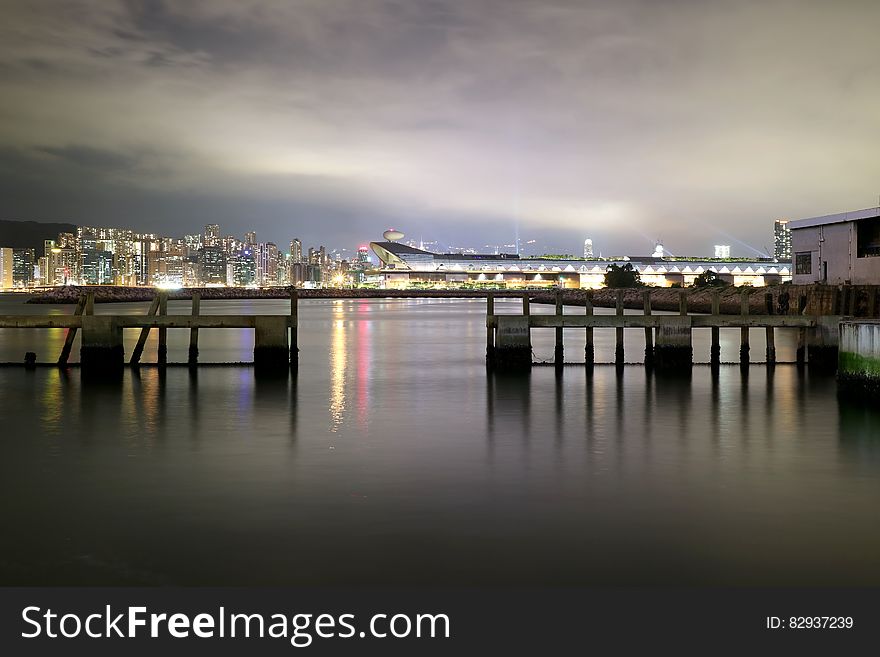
xmin=1 ymin=0 xmax=879 ymax=255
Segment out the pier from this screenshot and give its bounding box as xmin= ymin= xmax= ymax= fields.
xmin=486 ymin=290 xmax=835 ymax=371
xmin=0 ymin=290 xmax=298 ymax=376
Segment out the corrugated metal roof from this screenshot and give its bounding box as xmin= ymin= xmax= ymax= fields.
xmin=790 ymin=207 xmax=880 ymax=230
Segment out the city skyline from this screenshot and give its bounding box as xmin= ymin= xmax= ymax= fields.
xmin=1 ymin=1 xmax=879 ymax=254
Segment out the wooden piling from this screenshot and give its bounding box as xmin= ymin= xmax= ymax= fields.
xmin=188 ymin=291 xmax=200 ymax=366
xmin=796 ymin=328 xmax=806 ymax=366
xmin=555 ymin=289 xmax=564 ymax=366
xmin=158 ymin=292 xmax=168 ymax=366
xmin=486 ymin=292 xmax=495 ymax=366
xmin=643 ymin=290 xmax=653 ymax=367
xmin=584 ymin=295 xmax=594 ymax=366
xmin=710 ymin=291 xmax=721 ymax=366
xmin=290 ymin=287 xmax=299 ymax=367
xmin=766 ymin=326 xmax=776 ymax=365
xmin=84 ymin=291 xmax=95 ymax=316
xmin=57 ymin=294 xmax=87 ymax=365
xmin=740 ymin=289 xmax=750 ymax=366
xmin=679 ymin=290 xmax=688 ymax=316
xmin=615 ymin=289 xmax=625 ymax=366
xmin=129 ymin=295 xmax=161 ymax=365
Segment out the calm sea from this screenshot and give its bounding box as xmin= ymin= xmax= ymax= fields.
xmin=1 ymin=295 xmax=878 ymax=585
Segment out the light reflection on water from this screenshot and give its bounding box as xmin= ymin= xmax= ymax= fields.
xmin=0 ymin=297 xmax=878 ymax=586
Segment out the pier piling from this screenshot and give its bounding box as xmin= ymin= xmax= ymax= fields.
xmin=710 ymin=292 xmax=721 ymax=366
xmin=643 ymin=290 xmax=653 ymax=367
xmin=130 ymin=295 xmax=160 ymax=365
xmin=188 ymin=291 xmax=200 ymax=366
xmin=740 ymin=289 xmax=750 ymax=367
xmin=158 ymin=292 xmax=168 ymax=366
xmin=584 ymin=295 xmax=594 ymax=367
xmin=615 ymin=290 xmax=625 ymax=366
xmin=486 ymin=292 xmax=495 ymax=366
xmin=254 ymin=316 xmax=290 ymax=376
xmin=80 ymin=315 xmax=124 ymax=376
xmin=58 ymin=294 xmax=88 ymax=366
xmin=555 ymin=289 xmax=564 ymax=366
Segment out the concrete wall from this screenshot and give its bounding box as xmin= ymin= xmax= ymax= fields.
xmin=839 ymin=321 xmax=880 ymax=394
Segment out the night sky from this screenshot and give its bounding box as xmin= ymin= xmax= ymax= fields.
xmin=1 ymin=0 xmax=879 ymax=255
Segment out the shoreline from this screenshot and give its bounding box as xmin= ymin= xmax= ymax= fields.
xmin=21 ymin=285 xmax=792 ymax=315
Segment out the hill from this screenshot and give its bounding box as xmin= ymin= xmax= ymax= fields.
xmin=0 ymin=219 xmax=76 ymax=254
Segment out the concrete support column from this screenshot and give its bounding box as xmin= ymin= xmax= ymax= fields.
xmin=80 ymin=315 xmax=124 ymax=376
xmin=807 ymin=316 xmax=840 ymax=372
xmin=254 ymin=316 xmax=290 ymax=376
xmin=653 ymin=317 xmax=693 ymax=370
xmin=493 ymin=315 xmax=532 ymax=371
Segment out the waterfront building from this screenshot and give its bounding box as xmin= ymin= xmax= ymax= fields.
xmin=0 ymin=247 xmax=12 ymax=289
xmin=12 ymin=248 xmax=34 ymax=288
xmin=774 ymin=219 xmax=791 ymax=261
xmin=714 ymin=245 xmax=731 ymax=258
xmin=790 ymin=206 xmax=880 ymax=285
xmin=370 ymin=241 xmax=789 ymax=289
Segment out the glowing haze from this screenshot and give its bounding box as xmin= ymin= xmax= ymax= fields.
xmin=1 ymin=0 xmax=879 ymax=255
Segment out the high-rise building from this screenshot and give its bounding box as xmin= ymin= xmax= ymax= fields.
xmin=198 ymin=245 xmax=227 ymax=284
xmin=12 ymin=248 xmax=34 ymax=288
xmin=244 ymin=231 xmax=257 ymax=246
xmin=290 ymin=239 xmax=303 ymax=264
xmin=253 ymin=242 xmax=277 ymax=285
xmin=714 ymin=244 xmax=731 ymax=258
xmin=231 ymin=248 xmax=257 ymax=286
xmin=357 ymin=245 xmax=371 ymax=265
xmin=0 ymin=248 xmax=13 ymax=289
xmin=80 ymin=248 xmax=113 ymax=285
xmin=774 ymin=220 xmax=791 ymax=261
xmin=204 ymin=223 xmax=221 ymax=247
xmin=583 ymin=238 xmax=593 ymax=259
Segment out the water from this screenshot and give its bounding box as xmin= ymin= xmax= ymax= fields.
xmin=1 ymin=296 xmax=878 ymax=586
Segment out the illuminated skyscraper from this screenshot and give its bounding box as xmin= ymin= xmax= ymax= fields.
xmin=583 ymin=238 xmax=593 ymax=259
xmin=714 ymin=244 xmax=731 ymax=258
xmin=774 ymin=220 xmax=791 ymax=261
xmin=290 ymin=238 xmax=303 ymax=264
xmin=204 ymin=223 xmax=221 ymax=247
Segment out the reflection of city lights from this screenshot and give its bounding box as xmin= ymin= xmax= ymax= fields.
xmin=154 ymin=282 xmax=182 ymax=290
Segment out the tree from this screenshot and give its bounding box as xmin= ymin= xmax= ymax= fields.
xmin=691 ymin=270 xmax=729 ymax=288
xmin=604 ymin=263 xmax=641 ymax=288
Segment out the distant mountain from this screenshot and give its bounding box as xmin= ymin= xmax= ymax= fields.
xmin=0 ymin=220 xmax=76 ymax=255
